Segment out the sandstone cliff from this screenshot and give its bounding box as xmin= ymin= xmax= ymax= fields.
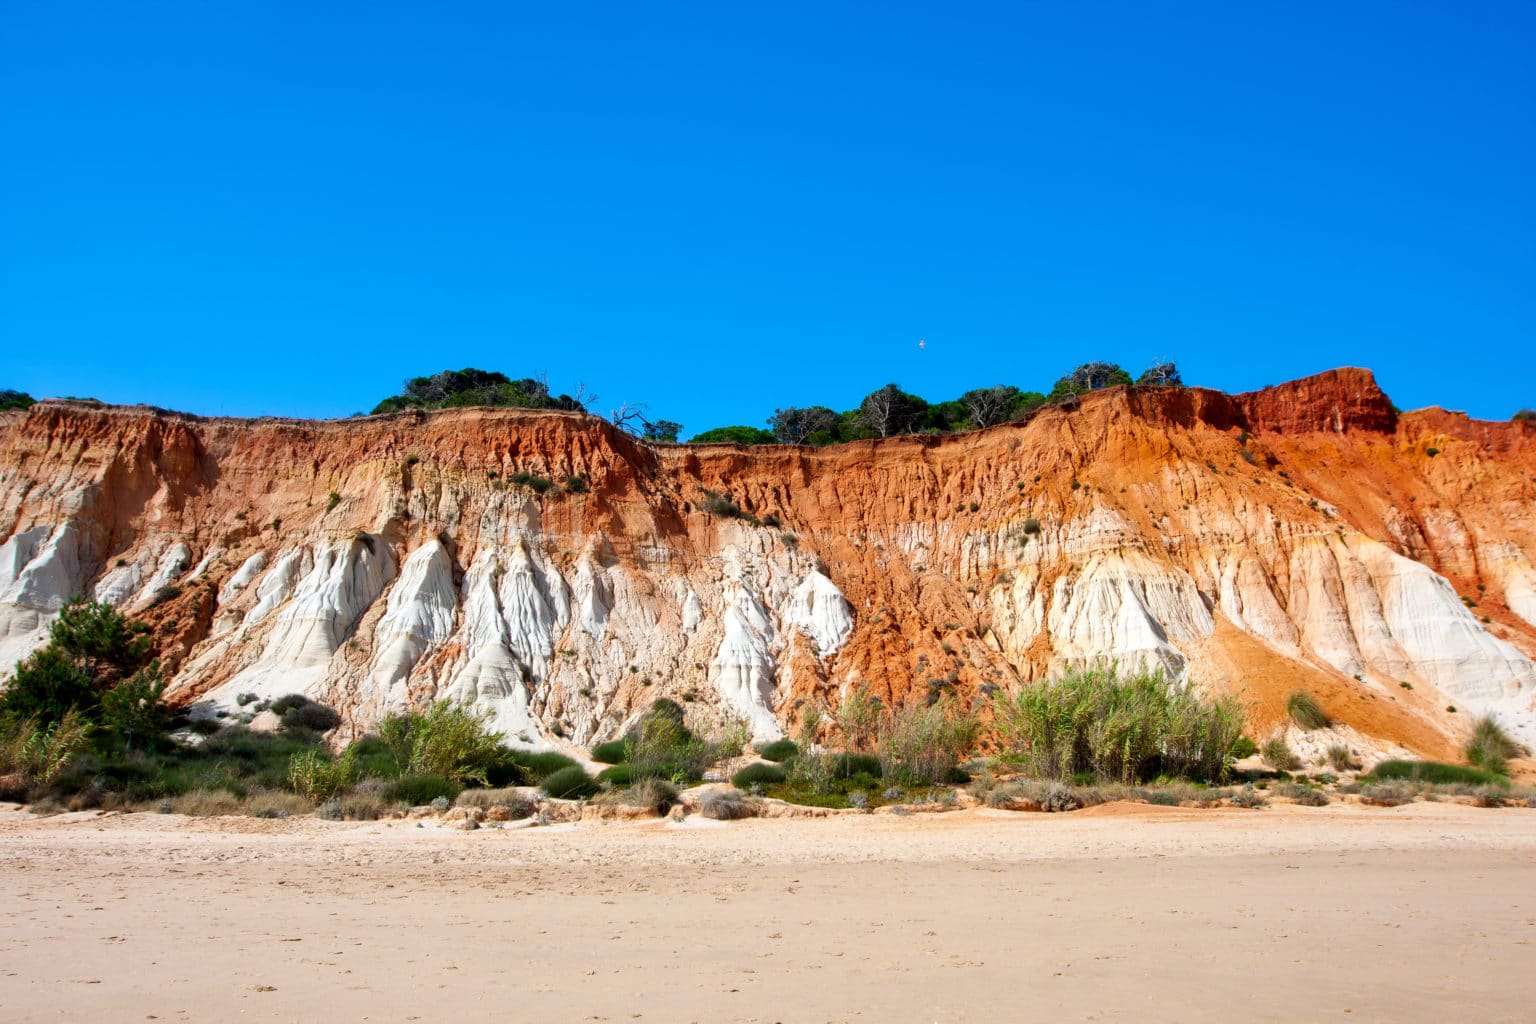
xmin=2 ymin=368 xmax=1533 ymax=763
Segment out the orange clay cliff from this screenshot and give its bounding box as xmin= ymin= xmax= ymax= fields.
xmin=2 ymin=368 xmax=1533 ymax=765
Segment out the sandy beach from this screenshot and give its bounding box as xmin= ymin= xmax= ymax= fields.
xmin=2 ymin=802 xmax=1534 ymax=1023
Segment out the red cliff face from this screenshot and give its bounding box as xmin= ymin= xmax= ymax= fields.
xmin=1 ymin=369 xmax=1534 ymax=765
xmin=1236 ymin=367 xmax=1399 ymax=435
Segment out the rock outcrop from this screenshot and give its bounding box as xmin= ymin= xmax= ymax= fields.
xmin=2 ymin=368 xmax=1533 ymax=759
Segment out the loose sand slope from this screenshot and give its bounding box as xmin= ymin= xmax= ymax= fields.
xmin=2 ymin=805 xmax=1534 ymax=1023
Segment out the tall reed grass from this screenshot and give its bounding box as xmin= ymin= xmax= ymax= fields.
xmin=991 ymin=667 xmax=1244 ymax=784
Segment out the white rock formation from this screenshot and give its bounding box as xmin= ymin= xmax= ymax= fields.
xmin=1044 ymin=549 xmax=1214 ymax=677
xmin=0 ymin=524 xmax=80 ymax=675
xmin=363 ymin=540 xmax=458 ymax=708
xmin=209 ymin=535 xmax=395 ymax=703
xmin=787 ymin=570 xmax=854 ymax=657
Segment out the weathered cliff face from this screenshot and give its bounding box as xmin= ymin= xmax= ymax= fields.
xmin=2 ymin=368 xmax=1533 ymax=761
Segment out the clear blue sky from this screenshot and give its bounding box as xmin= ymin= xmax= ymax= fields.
xmin=3 ymin=2 xmax=1532 ymax=435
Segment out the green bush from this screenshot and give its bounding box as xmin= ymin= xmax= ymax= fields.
xmin=286 ymin=748 xmax=357 ymax=800
xmin=621 ymin=704 xmax=745 ymax=782
xmin=499 ymin=748 xmax=579 ymax=783
xmin=830 ymin=752 xmax=882 ymax=778
xmin=1 ymin=709 xmax=93 ymax=788
xmin=689 ymin=426 xmax=778 ymax=445
xmin=345 ymin=735 xmax=401 ymax=779
xmin=590 ymin=739 xmax=630 ymax=764
xmin=755 ymin=739 xmax=798 ymax=763
xmin=1261 ymin=737 xmax=1300 ymax=771
xmin=991 ymin=668 xmax=1243 ymax=784
xmin=375 ymin=701 xmax=505 ymax=783
xmin=1 ymin=599 xmax=154 ymax=726
xmin=541 ymin=765 xmax=598 ymax=799
xmin=1367 ymin=760 xmax=1507 ymax=787
xmin=269 ymin=694 xmax=309 ymax=716
xmin=878 ymin=697 xmax=979 ymax=786
xmin=1285 ymin=690 xmax=1330 ymax=730
xmin=279 ymin=699 xmax=341 ymax=734
xmin=731 ymin=762 xmax=787 ymax=788
xmin=0 ymin=389 xmax=35 ymax=411
xmin=1229 ymin=736 xmax=1258 ymax=760
xmin=699 ymin=489 xmax=745 ymax=517
xmin=382 ymin=773 xmax=462 ymax=805
xmin=596 ymin=764 xmax=632 ymax=786
xmin=1465 ymin=715 xmax=1520 ymax=775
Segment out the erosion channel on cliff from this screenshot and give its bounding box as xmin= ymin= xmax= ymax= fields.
xmin=2 ymin=368 xmax=1534 ymax=764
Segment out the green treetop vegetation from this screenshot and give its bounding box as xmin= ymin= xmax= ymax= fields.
xmin=691 ymin=360 xmax=1181 ymax=446
xmin=360 ymin=359 xmax=1182 ymax=447
xmin=0 ymin=389 xmax=36 ymax=411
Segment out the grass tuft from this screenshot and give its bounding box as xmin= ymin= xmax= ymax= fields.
xmin=731 ymin=762 xmax=787 ymax=788
xmin=1465 ymin=715 xmax=1520 ymax=775
xmin=1285 ymin=690 xmax=1330 ymax=730
xmin=1367 ymin=760 xmax=1507 ymax=787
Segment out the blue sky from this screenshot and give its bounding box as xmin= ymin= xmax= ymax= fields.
xmin=3 ymin=2 xmax=1532 ymax=435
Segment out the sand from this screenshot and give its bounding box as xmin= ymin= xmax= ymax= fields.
xmin=2 ymin=802 xmax=1534 ymax=1023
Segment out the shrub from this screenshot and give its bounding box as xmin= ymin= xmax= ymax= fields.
xmin=878 ymin=696 xmax=979 ymax=785
xmin=755 ymin=739 xmax=798 ymax=763
xmin=326 ymin=490 xmax=342 ymax=511
xmin=731 ymin=762 xmax=787 ymax=788
xmin=0 ymin=389 xmax=35 ymax=411
xmin=286 ymin=748 xmax=357 ymax=800
xmin=1040 ymin=782 xmax=1081 ymax=813
xmin=1358 ymin=782 xmax=1417 ymax=807
xmin=170 ymin=789 xmax=247 ymax=816
xmin=830 ymin=752 xmax=883 ymax=778
xmin=540 ymin=765 xmax=598 ymax=799
xmin=1 ymin=709 xmax=93 ymax=788
xmin=1276 ymin=782 xmax=1329 ymax=806
xmin=590 ymin=739 xmax=630 ymax=764
xmin=991 ymin=667 xmax=1243 ymax=783
xmin=1514 ymin=409 xmax=1536 ymax=424
xmin=833 ymin=685 xmax=880 ymax=754
xmin=1 ymin=599 xmax=154 ymax=725
xmin=97 ymin=666 xmax=171 ymax=752
xmin=333 ymin=792 xmax=393 ymax=822
xmin=1261 ymin=737 xmax=1300 ymax=771
xmin=279 ymin=699 xmax=341 ymax=734
xmin=247 ymin=791 xmax=312 ymax=818
xmin=699 ymin=789 xmax=756 ymax=820
xmin=1327 ymin=744 xmax=1361 ymax=771
xmin=596 ymin=764 xmax=633 ymax=786
xmin=1465 ymin=715 xmax=1520 ymax=775
xmin=382 ymin=773 xmax=461 ymax=806
xmin=1229 ymin=785 xmax=1268 ymax=809
xmin=625 ymin=777 xmax=678 ymax=814
xmin=376 ymin=701 xmax=504 ymax=783
xmin=455 ymin=787 xmax=536 ymax=816
xmin=1367 ymin=760 xmax=1507 ymax=787
xmin=689 ymin=426 xmax=777 ymax=446
xmin=499 ymin=748 xmax=579 ymax=783
xmin=699 ymin=489 xmax=745 ymax=518
xmin=345 ymin=735 xmax=401 ymax=780
xmin=624 ymin=706 xmax=746 ymax=782
xmin=1285 ymin=690 xmax=1330 ymax=730
xmin=269 ymin=694 xmax=309 ymax=716
xmin=1229 ymin=736 xmax=1258 ymax=760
